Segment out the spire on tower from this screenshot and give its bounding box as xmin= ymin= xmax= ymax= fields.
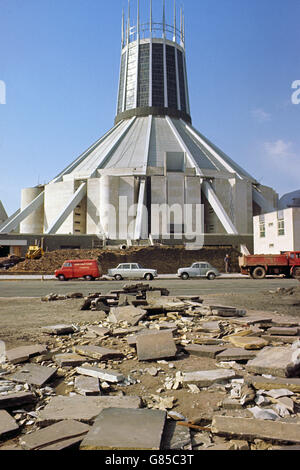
xmin=150 ymin=0 xmax=153 ymax=35
xmin=127 ymin=0 xmax=130 ymax=45
xmin=121 ymin=8 xmax=125 ymax=47
xmin=162 ymin=0 xmax=166 ymax=39
xmin=137 ymin=0 xmax=140 ymax=40
xmin=173 ymin=0 xmax=177 ymax=42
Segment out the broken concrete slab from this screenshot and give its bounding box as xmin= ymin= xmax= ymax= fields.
xmin=262 ymin=335 xmax=299 ymax=344
xmin=196 ymin=321 xmax=221 ymax=333
xmin=76 ymin=365 xmax=125 ymax=383
xmin=0 ymin=391 xmax=36 ymax=410
xmin=111 ymin=326 xmax=142 ymax=337
xmin=161 ymin=421 xmax=192 ymax=450
xmin=209 ymin=306 xmax=246 ymax=317
xmin=73 ymin=345 xmax=123 ymax=361
xmin=74 ymin=376 xmax=101 ymax=396
xmin=136 ymin=330 xmax=177 ymax=361
xmin=80 ymin=408 xmax=166 ymax=450
xmin=227 ymin=336 xmax=269 ymax=350
xmin=19 ymin=420 xmax=90 ymax=450
xmin=54 ymin=353 xmax=92 ymax=367
xmin=37 ymin=396 xmax=142 ymax=425
xmin=266 ymin=327 xmax=300 ymax=336
xmin=246 ymin=346 xmax=300 ymax=378
xmin=245 ymin=375 xmax=300 ymax=393
xmin=41 ymin=325 xmax=76 ymax=335
xmin=6 ymin=344 xmax=48 ymax=364
xmin=216 ymin=348 xmax=257 ymax=362
xmin=211 ymin=415 xmax=300 ymax=444
xmin=182 ymin=369 xmax=236 ymax=387
xmin=87 ymin=326 xmax=110 ymax=337
xmin=127 ymin=328 xmax=175 ymax=347
xmin=108 ymin=306 xmax=147 ymax=326
xmin=233 ymin=315 xmax=274 ymax=326
xmin=0 ymin=410 xmax=19 ymax=439
xmin=183 ymin=344 xmax=227 ymax=359
xmin=10 ymin=364 xmax=57 ymax=387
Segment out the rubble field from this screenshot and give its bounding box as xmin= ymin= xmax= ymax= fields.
xmin=6 ymin=246 xmax=241 ymax=275
xmin=0 ymin=283 xmax=300 ymax=451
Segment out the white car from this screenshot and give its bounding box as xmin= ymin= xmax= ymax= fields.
xmin=177 ymin=262 xmax=220 ymax=280
xmin=108 ymin=263 xmax=158 ymax=281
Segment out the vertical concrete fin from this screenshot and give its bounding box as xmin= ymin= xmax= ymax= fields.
xmin=46 ymin=183 xmax=87 ymax=235
xmin=134 ymin=178 xmax=147 ymax=240
xmin=202 ymin=181 xmax=238 ymax=235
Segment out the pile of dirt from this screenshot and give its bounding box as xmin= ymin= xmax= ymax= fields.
xmin=8 ymin=246 xmax=241 ymax=275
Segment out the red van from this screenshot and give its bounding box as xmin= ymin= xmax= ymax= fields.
xmin=55 ymin=259 xmax=102 ymax=281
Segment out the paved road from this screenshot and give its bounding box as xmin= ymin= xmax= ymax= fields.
xmin=0 ymin=278 xmax=298 ymax=298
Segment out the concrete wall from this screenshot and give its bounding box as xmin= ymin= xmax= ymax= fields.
xmin=259 ymin=185 xmax=279 ymax=211
xmin=253 ymin=208 xmax=299 ymax=254
xmin=44 ymin=181 xmax=75 ymax=234
xmin=20 ymin=187 xmax=44 ymax=234
xmin=86 ymin=179 xmax=101 ymax=234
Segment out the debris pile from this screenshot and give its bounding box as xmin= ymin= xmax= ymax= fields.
xmin=7 ymin=246 xmax=241 ymax=274
xmin=0 ymin=283 xmax=300 ymax=451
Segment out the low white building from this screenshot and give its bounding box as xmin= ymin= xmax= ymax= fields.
xmin=254 ymin=207 xmax=300 ymax=254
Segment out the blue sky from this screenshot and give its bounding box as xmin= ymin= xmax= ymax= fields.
xmin=0 ymin=0 xmax=299 ymax=215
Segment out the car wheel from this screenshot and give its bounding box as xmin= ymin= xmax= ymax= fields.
xmin=85 ymin=275 xmax=94 ymax=281
xmin=144 ymin=273 xmax=153 ymax=281
xmin=181 ymin=273 xmax=189 ymax=280
xmin=207 ymin=273 xmax=216 ymax=280
xmin=58 ymin=275 xmax=66 ymax=282
xmin=252 ymin=266 xmax=266 ymax=280
xmin=115 ymin=274 xmax=123 ymax=281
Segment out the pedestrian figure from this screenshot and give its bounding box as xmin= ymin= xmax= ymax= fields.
xmin=224 ymin=254 xmax=231 ymax=273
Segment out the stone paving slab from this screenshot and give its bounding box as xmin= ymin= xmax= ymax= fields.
xmin=0 ymin=391 xmax=36 ymax=410
xmin=136 ymin=330 xmax=177 ymax=361
xmin=216 ymin=348 xmax=257 ymax=362
xmin=245 ymin=375 xmax=300 ymax=393
xmin=0 ymin=410 xmax=19 ymax=438
xmin=9 ymin=364 xmax=57 ymax=387
xmin=266 ymin=327 xmax=300 ymax=336
xmin=37 ymin=396 xmax=142 ymax=425
xmin=161 ymin=421 xmax=192 ymax=450
xmin=19 ymin=420 xmax=90 ymax=450
xmin=246 ymin=346 xmax=300 ymax=377
xmin=80 ymin=408 xmax=166 ymax=450
xmin=6 ymin=344 xmax=48 ymax=364
xmin=182 ymin=369 xmax=236 ymax=387
xmin=41 ymin=325 xmax=76 ymax=335
xmin=211 ymin=415 xmax=300 ymax=444
xmin=76 ymin=365 xmax=124 ymax=383
xmin=74 ymin=376 xmax=101 ymax=396
xmin=261 ymin=335 xmax=299 ymax=345
xmin=73 ymin=345 xmax=123 ymax=361
xmin=54 ymin=353 xmax=92 ymax=367
xmin=184 ymin=344 xmax=227 ymax=359
xmin=108 ymin=306 xmax=147 ymax=326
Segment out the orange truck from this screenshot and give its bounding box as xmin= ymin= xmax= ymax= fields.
xmin=239 ymin=251 xmax=300 ymax=279
xmin=55 ymin=259 xmax=102 ymax=281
